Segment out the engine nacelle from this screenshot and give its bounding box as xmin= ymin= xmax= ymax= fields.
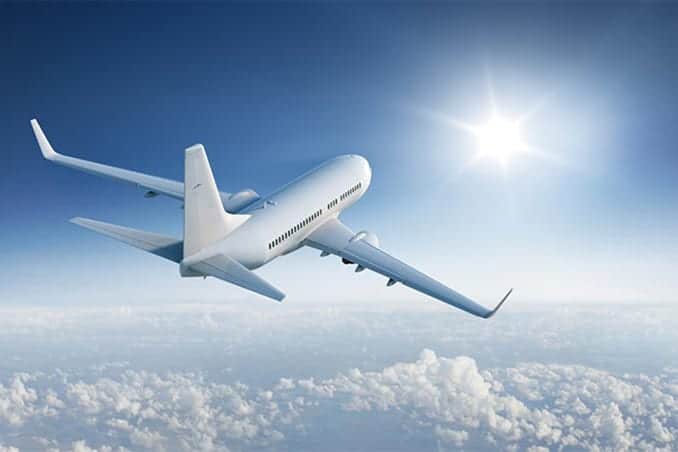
xmin=221 ymin=189 xmax=261 ymax=212
xmin=350 ymin=230 xmax=380 ymax=248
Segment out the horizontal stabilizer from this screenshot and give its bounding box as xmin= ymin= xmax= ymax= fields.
xmin=184 ymin=253 xmax=285 ymax=302
xmin=70 ymin=217 xmax=183 ymax=263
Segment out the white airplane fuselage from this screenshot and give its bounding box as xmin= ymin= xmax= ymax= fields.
xmin=197 ymin=154 xmax=372 ymax=270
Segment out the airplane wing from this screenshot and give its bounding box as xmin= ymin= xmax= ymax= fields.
xmin=31 ymin=119 xmax=260 ymax=212
xmin=304 ymin=218 xmax=512 ymax=318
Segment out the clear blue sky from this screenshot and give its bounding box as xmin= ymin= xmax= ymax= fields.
xmin=2 ymin=3 xmax=678 ymax=306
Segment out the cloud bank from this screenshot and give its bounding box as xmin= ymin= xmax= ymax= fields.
xmin=0 ymin=350 xmax=676 ymax=451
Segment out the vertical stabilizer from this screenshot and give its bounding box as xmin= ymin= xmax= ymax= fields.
xmin=183 ymin=145 xmax=249 ymax=257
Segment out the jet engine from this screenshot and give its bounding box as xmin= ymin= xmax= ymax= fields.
xmin=342 ymin=231 xmax=380 ymax=265
xmin=221 ymin=189 xmax=261 ymax=212
xmin=349 ymin=230 xmax=380 ymax=248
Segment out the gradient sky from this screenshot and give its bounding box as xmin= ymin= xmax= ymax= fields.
xmin=2 ymin=2 xmax=678 ymax=307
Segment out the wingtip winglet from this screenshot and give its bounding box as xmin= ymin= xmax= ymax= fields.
xmin=30 ymin=118 xmax=59 ymax=160
xmin=483 ymin=288 xmax=513 ymax=319
xmin=69 ymin=217 xmax=89 ymax=227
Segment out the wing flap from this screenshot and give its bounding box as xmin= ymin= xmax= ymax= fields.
xmin=185 ymin=254 xmax=285 ymax=302
xmin=305 ymin=219 xmax=511 ymax=318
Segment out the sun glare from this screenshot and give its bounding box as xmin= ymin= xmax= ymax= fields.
xmin=472 ymin=115 xmax=527 ymax=165
xmin=417 ymin=77 xmax=554 ymax=172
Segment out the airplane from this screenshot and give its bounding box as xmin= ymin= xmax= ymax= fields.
xmin=31 ymin=119 xmax=512 ymax=318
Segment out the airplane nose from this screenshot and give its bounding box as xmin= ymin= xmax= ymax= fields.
xmin=357 ymin=155 xmax=372 ymax=187
xmin=344 ymin=154 xmax=372 ymax=187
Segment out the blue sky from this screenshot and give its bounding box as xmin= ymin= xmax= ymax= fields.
xmin=2 ymin=5 xmax=678 ymax=452
xmin=2 ymin=3 xmax=678 ymax=306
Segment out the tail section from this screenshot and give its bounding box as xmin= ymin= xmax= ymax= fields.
xmin=183 ymin=144 xmax=249 ymax=257
xmin=184 ymin=253 xmax=285 ymax=301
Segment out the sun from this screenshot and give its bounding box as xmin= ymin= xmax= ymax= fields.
xmin=471 ymin=114 xmax=528 ymax=166
xmin=414 ymin=77 xmax=552 ymax=171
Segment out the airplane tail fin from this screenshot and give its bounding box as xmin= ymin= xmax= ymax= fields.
xmin=183 ymin=144 xmax=249 ymax=257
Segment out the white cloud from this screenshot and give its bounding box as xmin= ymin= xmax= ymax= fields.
xmin=0 ymin=374 xmax=39 ymax=426
xmin=434 ymin=426 xmax=468 ymax=447
xmin=0 ymin=350 xmax=676 ymax=451
xmin=0 ymin=303 xmax=677 ymax=451
xmin=66 ymin=440 xmax=129 ymax=452
xmin=293 ymin=349 xmax=678 ymax=451
xmin=0 ymin=446 xmax=19 ymax=452
xmin=0 ymin=368 xmax=303 ymax=452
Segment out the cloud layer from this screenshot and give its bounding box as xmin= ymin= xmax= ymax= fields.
xmin=0 ymin=350 xmax=676 ymax=451
xmin=304 ymin=350 xmax=678 ymax=451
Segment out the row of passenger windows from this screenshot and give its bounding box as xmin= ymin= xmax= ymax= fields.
xmin=268 ymin=182 xmax=363 ymax=251
xmin=340 ymin=182 xmax=362 ymax=202
xmin=268 ymin=209 xmax=323 ymax=250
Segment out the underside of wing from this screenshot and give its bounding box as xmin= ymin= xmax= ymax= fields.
xmin=31 ymin=119 xmax=260 ymax=213
xmin=305 ymin=218 xmax=512 ymax=318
